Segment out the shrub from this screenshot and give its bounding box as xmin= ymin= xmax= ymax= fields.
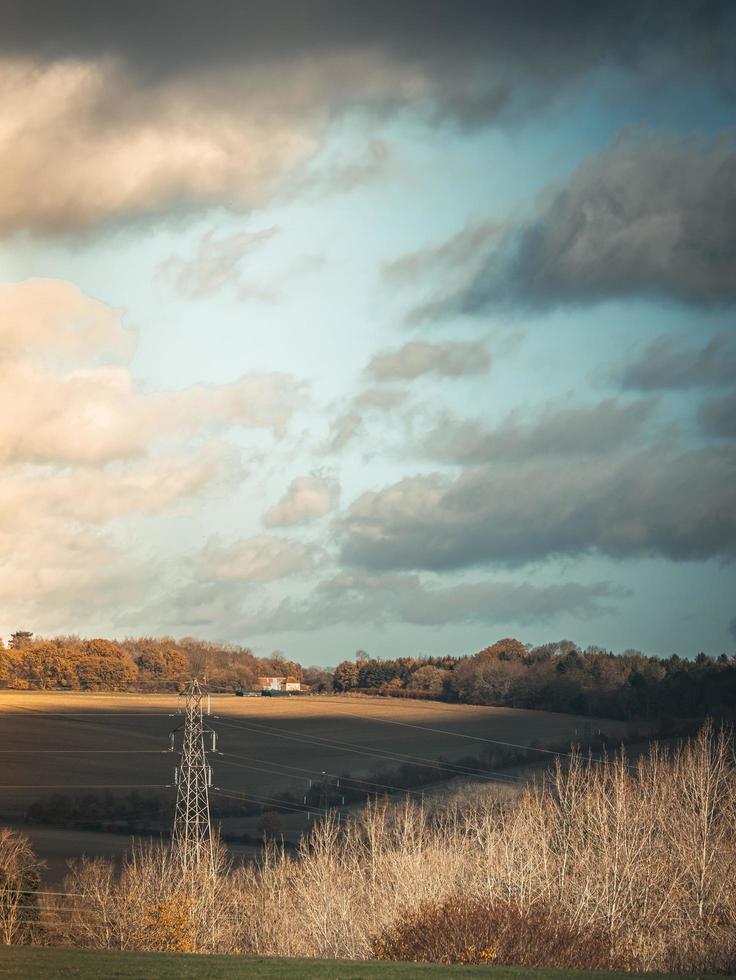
xmin=142 ymin=896 xmax=195 ymax=953
xmin=372 ymin=895 xmax=617 ymax=970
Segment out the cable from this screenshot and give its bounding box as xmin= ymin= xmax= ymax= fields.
xmin=0 ymin=784 xmax=169 ymax=790
xmin=0 ymin=713 xmax=175 ymax=717
xmin=215 ymin=716 xmax=520 ymax=784
xmin=216 ymin=716 xmax=515 ymax=780
xmin=260 ymin=695 xmax=636 ymax=771
xmin=0 ymin=904 xmax=91 ymax=914
xmin=288 ymin=696 xmax=603 ymax=762
xmin=7 ymin=890 xmax=83 ymax=897
xmin=0 ymin=750 xmax=169 ymax=754
xmin=216 ymin=752 xmax=427 ymax=798
xmin=210 ymin=787 xmax=325 ymax=817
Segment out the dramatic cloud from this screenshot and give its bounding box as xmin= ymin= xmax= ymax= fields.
xmin=159 ymin=226 xmax=278 ymax=298
xmin=200 ymin=535 xmax=317 ymax=582
xmin=621 ymin=334 xmax=736 ymax=389
xmin=0 ymin=58 xmax=321 ymax=234
xmin=264 ymin=476 xmax=337 ymax=526
xmin=3 ymin=3 xmax=734 ymax=232
xmin=422 ymin=399 xmax=655 ymax=464
xmin=404 ymin=130 xmax=736 ymax=318
xmin=699 ymin=392 xmax=736 ymax=438
xmin=231 ymin=570 xmax=621 ymax=634
xmin=5 ymin=2 xmax=733 ymax=100
xmin=340 ymin=445 xmax=736 ymax=570
xmin=367 ymin=340 xmax=491 ymax=381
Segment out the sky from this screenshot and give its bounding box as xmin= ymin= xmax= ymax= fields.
xmin=1 ymin=0 xmax=735 ymax=663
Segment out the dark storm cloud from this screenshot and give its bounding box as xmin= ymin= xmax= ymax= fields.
xmin=5 ymin=1 xmax=735 ymax=234
xmin=340 ymin=445 xmax=736 ymax=570
xmin=4 ymin=0 xmax=735 ymax=110
xmin=405 ymin=130 xmax=736 ymax=318
xmin=421 ymin=398 xmax=655 ymax=464
xmin=230 ymin=571 xmax=622 ymax=633
xmin=729 ymin=616 xmax=736 ymax=643
xmin=699 ymin=391 xmax=736 ymax=438
xmin=621 ymin=334 xmax=736 ymax=389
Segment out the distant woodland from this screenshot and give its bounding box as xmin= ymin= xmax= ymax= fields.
xmin=332 ymin=638 xmax=736 ymax=723
xmin=0 ymin=632 xmax=301 ymax=693
xmin=1 ymin=631 xmax=734 ymax=723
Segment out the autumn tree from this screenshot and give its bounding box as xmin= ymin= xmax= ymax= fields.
xmin=333 ymin=660 xmax=359 ymax=691
xmin=302 ymin=666 xmax=334 ymax=692
xmin=133 ymin=641 xmax=189 ymax=690
xmin=9 ymin=631 xmax=32 ymax=650
xmin=407 ymin=665 xmax=449 ymax=696
xmin=451 ymin=655 xmax=525 ymax=706
xmin=477 ymin=637 xmax=528 ymax=661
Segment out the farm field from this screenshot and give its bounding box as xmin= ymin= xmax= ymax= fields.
xmin=0 ymin=691 xmax=627 ymax=880
xmin=0 ymin=948 xmax=727 ymax=980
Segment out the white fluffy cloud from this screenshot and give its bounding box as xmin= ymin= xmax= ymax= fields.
xmin=264 ymin=475 xmax=337 ymax=526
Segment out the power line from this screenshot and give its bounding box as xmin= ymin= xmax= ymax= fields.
xmin=0 ymin=784 xmax=169 ymax=790
xmin=210 ymin=787 xmax=329 ymax=817
xmin=215 ymin=716 xmax=520 ymax=784
xmin=7 ymin=890 xmax=83 ymax=898
xmin=289 ymin=696 xmax=598 ymax=761
xmin=255 ymin=695 xmax=635 ymax=771
xmin=0 ymin=750 xmax=169 ymax=754
xmin=0 ymin=709 xmax=175 ymax=717
xmin=217 ymin=751 xmax=429 ymax=798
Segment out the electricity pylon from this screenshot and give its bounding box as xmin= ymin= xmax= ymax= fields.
xmin=170 ymin=678 xmax=216 ymax=879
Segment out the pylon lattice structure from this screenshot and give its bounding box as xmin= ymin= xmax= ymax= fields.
xmin=170 ymin=678 xmax=216 ymax=879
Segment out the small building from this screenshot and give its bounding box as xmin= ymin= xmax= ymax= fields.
xmin=257 ymin=675 xmax=301 ymax=692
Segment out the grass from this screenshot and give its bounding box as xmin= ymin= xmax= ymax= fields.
xmin=0 ymin=947 xmax=730 ymax=980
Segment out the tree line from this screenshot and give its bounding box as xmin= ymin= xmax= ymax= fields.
xmin=0 ymin=632 xmax=301 ymax=692
xmin=332 ymin=637 xmax=736 ymax=722
xmin=2 ymin=629 xmax=734 ymax=723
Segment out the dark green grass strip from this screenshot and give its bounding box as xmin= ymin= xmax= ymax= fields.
xmin=0 ymin=947 xmax=731 ymax=980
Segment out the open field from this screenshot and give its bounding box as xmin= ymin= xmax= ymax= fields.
xmin=0 ymin=948 xmax=728 ymax=980
xmin=0 ymin=691 xmax=627 ymax=879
